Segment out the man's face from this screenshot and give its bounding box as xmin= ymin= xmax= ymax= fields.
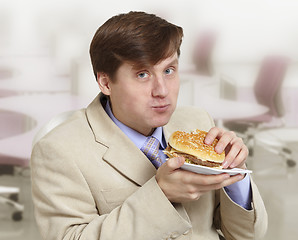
xmin=102 ymin=53 xmax=180 ymax=136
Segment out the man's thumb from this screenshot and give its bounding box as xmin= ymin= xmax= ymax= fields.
xmin=166 ymin=157 xmax=185 ymax=171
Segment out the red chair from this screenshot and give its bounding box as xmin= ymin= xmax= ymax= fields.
xmin=0 ymin=111 xmax=34 ymax=221
xmin=224 ymin=56 xmax=290 ymax=131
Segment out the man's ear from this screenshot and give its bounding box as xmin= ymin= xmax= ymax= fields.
xmin=97 ymin=72 xmax=112 ymax=95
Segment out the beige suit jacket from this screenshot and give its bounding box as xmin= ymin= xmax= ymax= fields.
xmin=31 ymin=94 xmax=267 ymax=240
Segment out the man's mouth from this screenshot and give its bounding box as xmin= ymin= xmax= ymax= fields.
xmin=152 ymin=104 xmax=170 ymax=112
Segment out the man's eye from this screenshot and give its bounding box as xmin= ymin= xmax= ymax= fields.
xmin=137 ymin=72 xmax=149 ymax=79
xmin=165 ymin=68 xmax=174 ymax=75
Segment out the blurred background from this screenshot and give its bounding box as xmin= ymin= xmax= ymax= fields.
xmin=0 ymin=0 xmax=297 ymax=239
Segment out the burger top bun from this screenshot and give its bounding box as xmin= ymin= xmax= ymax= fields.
xmin=168 ymin=129 xmax=225 ymax=163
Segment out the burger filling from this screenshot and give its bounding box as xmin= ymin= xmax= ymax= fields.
xmin=164 ymin=145 xmax=222 ymax=168
xmin=176 ymin=153 xmax=222 ymax=168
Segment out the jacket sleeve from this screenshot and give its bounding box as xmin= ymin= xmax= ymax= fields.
xmin=174 ymin=106 xmax=268 ymax=239
xmin=213 ymin=175 xmax=268 ymax=240
xmin=31 ymin=139 xmax=191 ymax=240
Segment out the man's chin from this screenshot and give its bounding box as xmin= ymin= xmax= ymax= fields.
xmin=151 ymin=116 xmax=172 ymax=128
xmin=148 ymin=106 xmax=175 ymax=127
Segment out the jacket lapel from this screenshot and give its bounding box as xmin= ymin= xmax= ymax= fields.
xmin=103 ymin=134 xmax=157 ymax=186
xmin=86 ymin=94 xmax=156 ymax=186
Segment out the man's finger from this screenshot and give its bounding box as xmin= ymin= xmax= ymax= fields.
xmin=164 ymin=157 xmax=185 ymax=172
xmin=190 ymin=173 xmax=230 ymax=186
xmin=211 ymin=174 xmax=244 ymax=190
xmin=215 ymin=131 xmax=237 ymax=154
xmin=229 ymin=147 xmax=248 ymax=168
xmin=204 ymin=127 xmax=223 ymax=145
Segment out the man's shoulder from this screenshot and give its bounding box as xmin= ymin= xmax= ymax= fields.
xmin=172 ymin=105 xmax=210 ymax=118
xmin=35 ymin=94 xmax=104 ymax=145
xmin=165 ymin=106 xmax=214 ymax=134
xmin=35 ymin=109 xmax=89 ymax=145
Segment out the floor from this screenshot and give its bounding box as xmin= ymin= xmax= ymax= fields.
xmin=0 ymin=169 xmax=41 ymax=240
xmin=0 ymin=143 xmax=297 ymax=240
xmin=252 ymin=141 xmax=298 ymax=240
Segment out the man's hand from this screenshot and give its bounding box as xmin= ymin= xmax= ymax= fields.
xmin=204 ymin=127 xmax=248 ymax=169
xmin=156 ymin=157 xmax=244 ymax=203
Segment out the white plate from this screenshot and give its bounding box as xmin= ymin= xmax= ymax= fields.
xmin=180 ymin=162 xmax=252 ymax=175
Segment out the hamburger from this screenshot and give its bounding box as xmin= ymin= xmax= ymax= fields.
xmin=164 ymin=129 xmax=225 ymax=169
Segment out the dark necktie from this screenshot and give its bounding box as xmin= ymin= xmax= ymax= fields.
xmin=141 ymin=136 xmax=165 ymax=168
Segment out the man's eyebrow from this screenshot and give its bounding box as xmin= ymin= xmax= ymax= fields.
xmin=130 ymin=58 xmax=179 ymax=71
xmin=131 ymin=64 xmax=148 ymax=71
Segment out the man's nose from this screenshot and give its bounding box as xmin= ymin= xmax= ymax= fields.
xmin=152 ymin=75 xmax=168 ymax=98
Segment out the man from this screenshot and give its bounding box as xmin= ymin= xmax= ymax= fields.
xmin=31 ymin=11 xmax=267 ymax=240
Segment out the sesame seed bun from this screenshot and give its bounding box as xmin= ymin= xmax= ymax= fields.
xmin=164 ymin=129 xmax=225 ymax=168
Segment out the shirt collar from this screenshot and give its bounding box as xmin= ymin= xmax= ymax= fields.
xmin=104 ymin=100 xmax=166 ymax=150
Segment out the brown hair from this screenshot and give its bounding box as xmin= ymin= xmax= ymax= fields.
xmin=89 ymin=11 xmax=183 ymax=81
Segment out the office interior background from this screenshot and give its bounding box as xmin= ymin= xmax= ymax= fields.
xmin=0 ymin=0 xmax=298 ymax=239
